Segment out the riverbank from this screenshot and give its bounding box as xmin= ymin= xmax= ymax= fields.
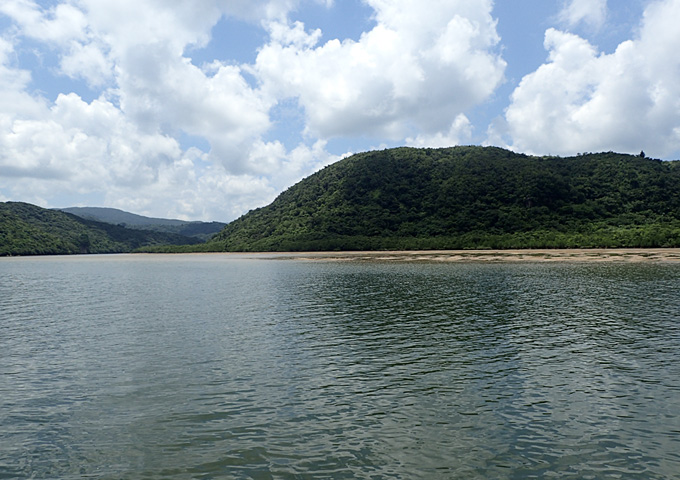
xmin=270 ymin=248 xmax=680 ymax=263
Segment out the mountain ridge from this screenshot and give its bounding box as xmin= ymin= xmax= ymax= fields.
xmin=6 ymin=146 xmax=680 ymax=255
xmin=57 ymin=206 xmax=190 ymax=226
xmin=57 ymin=206 xmax=226 ymax=241
xmin=1 ymin=202 xmax=202 ymax=256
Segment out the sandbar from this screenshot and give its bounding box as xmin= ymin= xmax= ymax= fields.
xmin=266 ymin=249 xmax=680 ymax=263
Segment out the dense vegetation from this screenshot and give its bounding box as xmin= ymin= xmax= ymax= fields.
xmin=58 ymin=207 xmax=226 ymax=241
xmin=206 ymin=146 xmax=680 ymax=251
xmin=0 ymin=202 xmax=202 ymax=256
xmin=6 ymin=147 xmax=680 ymax=255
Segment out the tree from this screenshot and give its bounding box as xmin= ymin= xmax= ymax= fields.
xmin=78 ymin=233 xmax=91 ymax=253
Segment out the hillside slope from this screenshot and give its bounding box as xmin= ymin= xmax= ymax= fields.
xmin=58 ymin=207 xmax=226 ymax=241
xmin=1 ymin=202 xmax=201 ymax=256
xmin=208 ymin=146 xmax=680 ymax=251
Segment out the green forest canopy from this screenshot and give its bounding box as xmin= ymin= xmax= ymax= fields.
xmin=0 ymin=202 xmax=201 ymax=256
xmin=5 ymin=146 xmax=680 ymax=255
xmin=202 ymin=146 xmax=680 ymax=251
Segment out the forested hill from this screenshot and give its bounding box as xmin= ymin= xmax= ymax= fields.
xmin=208 ymin=146 xmax=680 ymax=251
xmin=0 ymin=202 xmax=202 ymax=256
xmin=58 ymin=207 xmax=226 ymax=241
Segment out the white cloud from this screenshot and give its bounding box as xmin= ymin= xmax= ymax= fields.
xmin=406 ymin=114 xmax=472 ymax=148
xmin=0 ymin=0 xmax=510 ymax=220
xmin=78 ymin=0 xmax=219 ymax=53
xmin=0 ymin=1 xmax=112 ymax=88
xmin=558 ymin=0 xmax=607 ymax=30
xmin=0 ymin=37 xmax=47 ymax=119
xmin=254 ymin=0 xmax=505 ymax=141
xmin=0 ymin=89 xmax=333 ymax=221
xmin=71 ymin=0 xmax=294 ymax=175
xmin=115 ymin=48 xmax=273 ymax=170
xmin=505 ymin=0 xmax=680 ymax=158
xmin=60 ymin=41 xmax=112 ymax=87
xmin=0 ymin=1 xmax=88 ymax=44
xmin=0 ymin=80 xmax=337 ymax=221
xmin=0 ymin=92 xmax=179 ymax=183
xmin=100 ymin=154 xmax=280 ymax=222
xmin=217 ymin=0 xmax=300 ymax=23
xmin=0 ymin=0 xmax=346 ymax=221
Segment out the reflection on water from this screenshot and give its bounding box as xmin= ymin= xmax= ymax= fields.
xmin=1 ymin=255 xmax=679 ymax=479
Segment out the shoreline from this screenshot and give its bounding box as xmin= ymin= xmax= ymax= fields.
xmin=4 ymin=248 xmax=680 ymax=262
xmin=259 ymin=248 xmax=680 ymax=263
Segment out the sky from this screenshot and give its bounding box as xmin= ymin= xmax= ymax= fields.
xmin=1 ymin=0 xmax=680 ymax=222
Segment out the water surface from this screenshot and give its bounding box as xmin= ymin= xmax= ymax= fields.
xmin=1 ymin=254 xmax=679 ymax=479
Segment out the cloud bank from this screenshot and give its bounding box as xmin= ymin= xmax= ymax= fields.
xmin=1 ymin=0 xmax=680 ymax=221
xmin=0 ymin=0 xmax=505 ymax=220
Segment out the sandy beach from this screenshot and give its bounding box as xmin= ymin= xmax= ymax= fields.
xmin=268 ymin=249 xmax=680 ymax=263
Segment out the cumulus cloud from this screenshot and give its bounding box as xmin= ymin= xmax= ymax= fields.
xmin=72 ymin=0 xmax=307 ymax=174
xmin=1 ymin=92 xmax=178 ymax=185
xmin=0 ymin=1 xmax=111 ymax=86
xmin=0 ymin=1 xmax=88 ymax=44
xmin=115 ymin=48 xmax=273 ymax=170
xmin=0 ymin=0 xmax=334 ymax=219
xmin=1 ymin=0 xmax=508 ymax=220
xmin=558 ymin=0 xmax=607 ymax=30
xmin=0 ymin=1 xmax=326 ymax=220
xmin=59 ymin=41 xmax=112 ymax=87
xmin=0 ymin=38 xmax=46 ymax=119
xmin=406 ymin=114 xmax=472 ymax=148
xmin=505 ymin=0 xmax=680 ymax=158
xmin=254 ymin=0 xmax=505 ymax=141
xmin=0 ymin=87 xmax=334 ymax=220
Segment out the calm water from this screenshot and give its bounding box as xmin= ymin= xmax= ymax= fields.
xmin=1 ymin=254 xmax=679 ymax=479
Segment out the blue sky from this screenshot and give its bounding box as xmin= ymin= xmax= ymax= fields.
xmin=1 ymin=0 xmax=679 ymax=221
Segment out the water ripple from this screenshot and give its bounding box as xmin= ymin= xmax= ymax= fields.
xmin=1 ymin=256 xmax=679 ymax=478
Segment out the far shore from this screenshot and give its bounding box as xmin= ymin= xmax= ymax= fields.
xmin=247 ymin=248 xmax=680 ymax=263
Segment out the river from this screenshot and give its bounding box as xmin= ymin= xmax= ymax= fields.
xmin=1 ymin=254 xmax=679 ymax=479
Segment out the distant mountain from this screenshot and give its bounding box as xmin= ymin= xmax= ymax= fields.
xmin=1 ymin=202 xmax=202 ymax=256
xmin=204 ymin=146 xmax=680 ymax=251
xmin=58 ymin=207 xmax=226 ymax=241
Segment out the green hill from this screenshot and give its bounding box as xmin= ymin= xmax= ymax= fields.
xmin=58 ymin=207 xmax=226 ymax=241
xmin=0 ymin=202 xmax=202 ymax=256
xmin=206 ymin=146 xmax=680 ymax=251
